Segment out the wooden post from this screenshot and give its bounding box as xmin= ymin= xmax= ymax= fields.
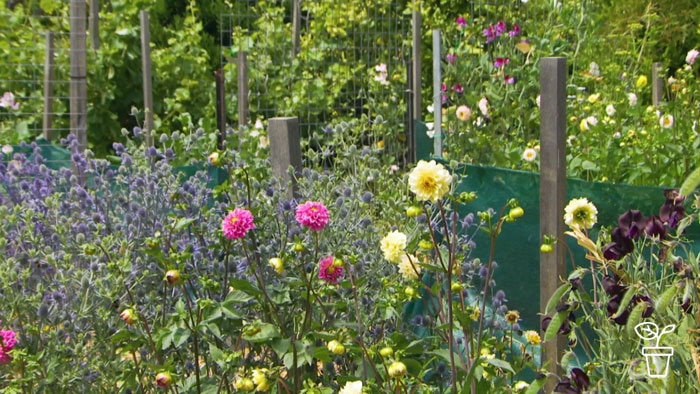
xmin=140 ymin=10 xmax=154 ymax=147
xmin=237 ymin=51 xmax=249 ymax=129
xmin=407 ymin=60 xmax=415 ymax=164
xmin=540 ymin=57 xmax=567 ymax=391
xmin=652 ymin=62 xmax=664 ymax=107
xmin=268 ymin=117 xmax=302 ymax=199
xmin=432 ymin=29 xmax=442 ymax=158
xmin=215 ymin=68 xmax=226 ymax=150
xmin=291 ymin=0 xmax=301 ymax=57
xmin=412 ymin=7 xmax=422 ymax=118
xmin=69 ymin=0 xmax=88 ymax=152
xmin=43 ymin=31 xmax=55 ymax=141
xmin=89 ymin=0 xmax=99 ymax=50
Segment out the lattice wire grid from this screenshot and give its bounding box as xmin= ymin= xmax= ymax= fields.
xmin=0 ymin=13 xmax=76 ymax=148
xmin=220 ymin=0 xmax=411 ymax=138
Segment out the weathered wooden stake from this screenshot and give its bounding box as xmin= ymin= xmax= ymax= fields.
xmin=412 ymin=7 xmax=422 ymax=118
xmin=291 ymin=0 xmax=301 ymax=57
xmin=69 ymin=0 xmax=88 ymax=152
xmin=237 ymin=51 xmax=249 ymax=129
xmin=268 ymin=117 xmax=302 ymax=199
xmin=540 ymin=57 xmax=567 ymax=391
xmin=432 ymin=29 xmax=442 ymax=158
xmin=652 ymin=62 xmax=664 ymax=107
xmin=89 ymin=0 xmax=100 ymax=50
xmin=43 ymin=31 xmax=55 ymax=141
xmin=215 ymin=68 xmax=226 ymax=150
xmin=140 ymin=10 xmax=154 ymax=147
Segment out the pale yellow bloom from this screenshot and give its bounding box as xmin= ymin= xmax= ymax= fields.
xmin=456 ymin=105 xmax=472 ymax=121
xmin=564 ymin=197 xmax=598 ymax=230
xmin=398 ymin=254 xmax=421 ymax=280
xmin=380 ymin=230 xmax=407 ymax=263
xmin=636 ymin=75 xmax=648 ymax=88
xmin=252 ymin=369 xmax=270 ymax=392
xmin=524 ymin=330 xmax=541 ymax=345
xmin=339 ymin=381 xmax=363 ymax=394
xmin=408 ymin=160 xmax=452 ymax=202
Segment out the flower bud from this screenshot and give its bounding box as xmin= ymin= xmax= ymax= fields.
xmin=406 ymin=206 xmax=422 ymax=218
xmin=235 ymin=378 xmax=255 ymax=392
xmin=208 ymin=152 xmax=221 ymax=166
xmin=404 ymin=286 xmax=416 ymax=297
xmin=165 ymin=269 xmax=181 ymax=285
xmin=293 ymin=242 xmax=305 ymax=252
xmin=268 ymin=257 xmax=284 ymax=274
xmin=155 ymin=371 xmax=173 ymax=387
xmin=451 ymin=282 xmax=463 ymax=292
xmin=458 ymin=191 xmax=477 ymax=204
xmin=508 ymin=207 xmax=524 ymax=220
xmin=540 ymin=244 xmax=554 ymax=253
xmin=120 ymin=308 xmax=136 ymax=325
xmin=379 ymin=346 xmax=394 ymax=357
xmin=418 ymin=240 xmax=433 ymax=250
xmin=388 ymin=361 xmax=407 ymax=378
xmin=327 ymin=340 xmax=346 ymax=355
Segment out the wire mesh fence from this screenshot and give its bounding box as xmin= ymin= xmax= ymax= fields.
xmin=219 ymin=0 xmax=412 ymax=142
xmin=0 ymin=13 xmax=74 ymax=147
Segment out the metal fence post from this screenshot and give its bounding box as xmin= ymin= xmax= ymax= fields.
xmin=140 ymin=10 xmax=154 ymax=148
xmin=69 ymin=0 xmax=88 ymax=152
xmin=432 ymin=29 xmax=442 ymax=158
xmin=652 ymin=62 xmax=664 ymax=107
xmin=43 ymin=31 xmax=55 ymax=141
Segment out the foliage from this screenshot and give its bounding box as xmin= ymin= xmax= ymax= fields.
xmin=543 ymin=190 xmax=700 ymax=391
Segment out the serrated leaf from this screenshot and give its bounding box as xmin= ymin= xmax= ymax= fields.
xmin=544 ymin=311 xmax=568 ymax=342
xmin=680 ymin=167 xmax=700 ymax=197
xmin=545 ymin=283 xmax=571 ymax=315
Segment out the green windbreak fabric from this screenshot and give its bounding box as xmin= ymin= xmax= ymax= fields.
xmin=413 ymin=120 xmax=699 ymax=329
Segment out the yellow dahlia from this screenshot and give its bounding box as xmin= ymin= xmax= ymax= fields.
xmin=380 ymin=230 xmax=407 ymax=263
xmin=408 ymin=160 xmax=451 ymax=202
xmin=398 ymin=254 xmax=421 ymax=280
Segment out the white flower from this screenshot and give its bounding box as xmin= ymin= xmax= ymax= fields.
xmin=425 ymin=122 xmax=435 ymax=138
xmin=586 ymin=116 xmax=598 ymax=127
xmin=339 ymin=381 xmax=363 ymax=394
xmin=398 ymin=254 xmax=421 ymax=280
xmin=535 ymin=95 xmax=541 ymax=108
xmin=605 ymin=104 xmax=616 ymax=116
xmin=478 ymin=97 xmax=489 ymax=117
xmin=628 ymin=93 xmax=638 ymax=106
xmin=686 ymin=49 xmax=699 ymax=65
xmin=659 ymin=114 xmax=674 ymax=129
xmin=613 ymin=131 xmax=621 ymax=138
xmin=522 ymin=148 xmax=537 ymax=162
xmin=589 ymin=62 xmax=600 ymax=77
xmin=389 ymin=164 xmax=400 ymax=173
xmin=1 ymin=145 xmax=13 ymax=155
xmin=564 ymin=197 xmax=598 ymax=230
xmin=254 ymin=119 xmax=264 ymax=129
xmin=427 ymin=104 xmax=434 ymax=113
xmin=375 ymin=63 xmax=387 ymax=73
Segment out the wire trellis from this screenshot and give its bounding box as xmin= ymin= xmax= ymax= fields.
xmin=220 ymin=0 xmax=411 ymax=139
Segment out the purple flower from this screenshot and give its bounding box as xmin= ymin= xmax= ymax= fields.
xmin=456 ymin=16 xmax=467 ymax=28
xmin=495 ymin=21 xmax=507 ymax=36
xmin=482 ymin=25 xmax=496 ymax=43
xmin=493 ymin=57 xmax=510 ymax=68
xmin=452 ymin=83 xmax=464 ymax=94
xmin=508 ymin=24 xmax=521 ymax=37
xmin=504 ymin=75 xmax=516 ymax=84
xmin=446 ymin=53 xmax=457 ymax=65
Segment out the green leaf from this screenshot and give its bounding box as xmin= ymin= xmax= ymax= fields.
xmin=241 ymin=323 xmax=280 ymax=343
xmin=680 ymin=166 xmax=700 ymax=197
xmin=544 ymin=311 xmax=568 ymax=342
xmin=429 ymin=349 xmax=465 ymax=371
xmin=485 ymin=358 xmax=515 ymax=374
xmin=229 ymin=278 xmax=263 ymax=297
xmin=173 ymin=217 xmax=196 ymax=232
xmin=525 ymin=376 xmax=546 ymax=394
xmin=545 ymin=283 xmax=571 ymax=315
xmin=209 ymin=343 xmax=226 ymax=367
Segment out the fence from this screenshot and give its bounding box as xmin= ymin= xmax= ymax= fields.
xmin=219 ymin=0 xmax=412 ymax=157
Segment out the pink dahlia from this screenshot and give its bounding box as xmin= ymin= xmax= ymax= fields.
xmin=295 ymin=201 xmax=330 ymax=231
xmin=318 ymin=256 xmax=344 ymax=284
xmin=222 ymin=208 xmax=256 ymax=240
xmin=0 ymin=329 xmax=18 ymax=364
